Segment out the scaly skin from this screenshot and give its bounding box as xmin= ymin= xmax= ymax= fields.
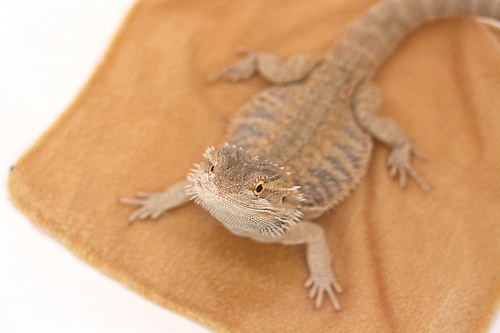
xmin=121 ymin=0 xmax=500 ymax=311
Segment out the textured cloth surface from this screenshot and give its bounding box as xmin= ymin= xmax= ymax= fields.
xmin=9 ymin=0 xmax=500 ymax=331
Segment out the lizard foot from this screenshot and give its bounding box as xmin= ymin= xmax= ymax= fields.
xmin=305 ymin=270 xmax=342 ymax=311
xmin=388 ymin=142 xmax=431 ymax=191
xmin=120 ymin=192 xmax=170 ymax=222
xmin=208 ymin=49 xmax=257 ymax=82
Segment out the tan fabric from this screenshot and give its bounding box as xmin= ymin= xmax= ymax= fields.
xmin=9 ymin=0 xmax=500 ymax=331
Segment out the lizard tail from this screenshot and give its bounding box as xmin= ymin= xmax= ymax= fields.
xmin=329 ymin=0 xmax=500 ymax=78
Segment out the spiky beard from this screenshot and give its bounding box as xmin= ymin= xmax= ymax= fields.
xmin=186 ymin=166 xmax=303 ymax=237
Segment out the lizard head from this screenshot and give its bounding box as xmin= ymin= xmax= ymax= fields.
xmin=187 ymin=145 xmax=304 ymax=237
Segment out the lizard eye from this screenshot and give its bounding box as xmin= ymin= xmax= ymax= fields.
xmin=253 ymin=179 xmax=265 ymax=196
xmin=209 ymin=164 xmax=215 ymax=174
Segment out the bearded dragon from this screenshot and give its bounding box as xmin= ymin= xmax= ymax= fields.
xmin=121 ymin=0 xmax=500 ymax=311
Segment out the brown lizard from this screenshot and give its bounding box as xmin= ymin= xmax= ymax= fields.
xmin=121 ymin=0 xmax=500 ymax=311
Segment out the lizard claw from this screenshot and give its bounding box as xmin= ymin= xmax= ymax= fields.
xmin=236 ymin=47 xmax=250 ymax=55
xmin=120 ymin=191 xmax=170 ymax=222
xmin=388 ymin=142 xmax=431 ymax=192
xmin=305 ymin=270 xmax=342 ymax=311
xmin=410 ymin=145 xmax=427 ymax=162
xmin=208 ymin=50 xmax=258 ymax=83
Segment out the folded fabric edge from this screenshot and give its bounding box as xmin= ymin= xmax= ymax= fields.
xmin=7 ymin=169 xmax=232 ymax=333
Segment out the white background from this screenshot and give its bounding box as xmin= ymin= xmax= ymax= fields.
xmin=0 ymin=1 xmax=498 ymax=332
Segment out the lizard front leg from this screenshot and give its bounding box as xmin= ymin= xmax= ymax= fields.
xmin=252 ymin=221 xmax=342 ymax=310
xmin=120 ymin=180 xmax=192 ymax=222
xmin=209 ymin=49 xmax=323 ymax=84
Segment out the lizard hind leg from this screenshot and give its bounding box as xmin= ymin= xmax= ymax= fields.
xmin=352 ymin=81 xmax=431 ymax=191
xmin=209 ymin=49 xmax=323 ymax=85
